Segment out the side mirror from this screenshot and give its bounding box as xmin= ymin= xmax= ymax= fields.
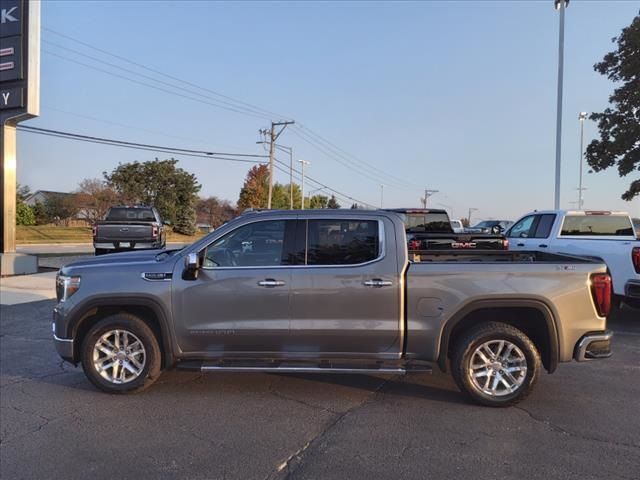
xmin=492 ymin=225 xmax=504 ymax=235
xmin=163 ymin=220 xmax=172 ymax=226
xmin=183 ymin=252 xmax=199 ymax=280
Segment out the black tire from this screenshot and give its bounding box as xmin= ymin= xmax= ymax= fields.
xmin=94 ymin=248 xmax=108 ymax=256
xmin=81 ymin=313 xmax=162 ymax=394
xmin=451 ymin=322 xmax=541 ymax=407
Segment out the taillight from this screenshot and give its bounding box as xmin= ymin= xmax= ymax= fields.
xmin=632 ymin=247 xmax=640 ymax=274
xmin=503 ymin=239 xmax=509 ymax=250
xmin=92 ymin=225 xmax=97 ymax=237
xmin=590 ymin=273 xmax=612 ymax=317
xmin=152 ymin=226 xmax=158 ymax=238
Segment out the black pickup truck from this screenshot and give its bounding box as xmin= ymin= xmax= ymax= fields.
xmin=387 ymin=208 xmax=509 ymax=250
xmin=93 ymin=206 xmax=167 ymax=255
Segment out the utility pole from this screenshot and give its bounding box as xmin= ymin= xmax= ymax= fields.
xmin=468 ymin=207 xmax=479 ymax=226
xmin=422 ymin=189 xmax=439 ymax=208
xmin=289 ymin=147 xmax=294 ymax=210
xmin=578 ymin=111 xmax=587 ymax=209
xmin=380 ymin=185 xmax=384 ymax=208
xmin=298 ymin=160 xmax=310 ymax=210
xmin=261 ymin=120 xmax=294 ymax=209
xmin=553 ymin=0 xmax=569 ymax=210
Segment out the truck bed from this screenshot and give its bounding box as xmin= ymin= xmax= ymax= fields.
xmin=404 ymin=250 xmax=607 ymax=365
xmin=409 ymin=250 xmax=598 ymax=263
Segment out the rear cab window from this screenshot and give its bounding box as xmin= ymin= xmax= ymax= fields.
xmin=106 ymin=208 xmax=156 ymax=221
xmin=560 ymin=215 xmax=634 ymax=237
xmin=401 ymin=212 xmax=452 ymax=233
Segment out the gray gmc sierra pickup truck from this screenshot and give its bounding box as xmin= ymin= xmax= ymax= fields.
xmin=53 ymin=209 xmax=613 ymax=407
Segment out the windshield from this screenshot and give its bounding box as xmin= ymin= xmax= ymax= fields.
xmin=473 ymin=221 xmax=496 ymax=228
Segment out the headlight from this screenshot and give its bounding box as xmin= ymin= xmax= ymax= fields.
xmin=56 ymin=274 xmax=81 ymax=302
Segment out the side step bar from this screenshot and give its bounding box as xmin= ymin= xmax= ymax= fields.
xmin=178 ymin=361 xmax=432 ymax=375
xmin=200 ymin=365 xmax=410 ymax=374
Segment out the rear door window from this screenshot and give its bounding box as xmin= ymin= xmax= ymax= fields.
xmin=532 ymin=214 xmax=556 ymax=238
xmin=305 ymin=219 xmax=380 ymax=265
xmin=560 ymin=215 xmax=634 ymax=236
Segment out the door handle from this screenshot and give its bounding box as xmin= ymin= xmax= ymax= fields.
xmin=363 ymin=279 xmax=393 ymax=288
xmin=539 ymin=244 xmax=548 ymax=248
xmin=258 ymin=279 xmax=286 ymax=287
xmin=517 ymin=243 xmax=525 ymax=247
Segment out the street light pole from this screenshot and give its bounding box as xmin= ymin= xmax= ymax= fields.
xmin=468 ymin=208 xmax=478 ymax=226
xmin=298 ymin=160 xmax=310 ymax=210
xmin=578 ymin=111 xmax=587 ymax=209
xmin=553 ymin=0 xmax=568 ymax=210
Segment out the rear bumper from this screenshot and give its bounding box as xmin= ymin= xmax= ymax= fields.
xmin=574 ymin=330 xmax=613 ymax=361
xmin=94 ymin=241 xmax=162 ymax=250
xmin=624 ymin=280 xmax=640 ymax=300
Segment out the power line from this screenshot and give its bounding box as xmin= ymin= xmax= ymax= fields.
xmin=42 ymin=39 xmax=275 ymax=120
xmin=43 ymin=27 xmax=293 ymax=122
xmin=294 ymin=124 xmax=424 ymax=190
xmin=42 ymin=49 xmax=271 ymax=120
xmin=18 ymin=126 xmax=268 ymax=158
xmin=17 ymin=126 xmax=266 ymax=163
xmin=273 ymin=158 xmax=376 ymax=208
xmin=42 ymin=27 xmax=419 ymax=196
xmin=289 ymin=127 xmax=409 ymax=190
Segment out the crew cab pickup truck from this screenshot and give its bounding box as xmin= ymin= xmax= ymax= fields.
xmin=506 ymin=210 xmax=640 ymax=308
xmin=93 ymin=206 xmax=167 ymax=255
xmin=388 ymin=208 xmax=509 ymax=250
xmin=54 ymin=209 xmax=613 ymax=407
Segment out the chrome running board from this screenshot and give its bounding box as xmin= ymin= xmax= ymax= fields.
xmin=183 ymin=361 xmax=433 ymax=375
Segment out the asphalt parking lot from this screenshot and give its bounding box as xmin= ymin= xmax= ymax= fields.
xmin=1 ymin=300 xmax=638 ymax=480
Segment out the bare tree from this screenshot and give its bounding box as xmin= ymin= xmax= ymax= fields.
xmin=77 ymin=178 xmax=120 ymax=224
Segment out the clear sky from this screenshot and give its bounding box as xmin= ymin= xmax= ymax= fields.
xmin=17 ymin=0 xmax=640 ymax=221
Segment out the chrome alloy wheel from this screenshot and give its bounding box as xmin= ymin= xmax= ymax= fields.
xmin=92 ymin=329 xmax=146 ymax=384
xmin=468 ymin=340 xmax=527 ymax=397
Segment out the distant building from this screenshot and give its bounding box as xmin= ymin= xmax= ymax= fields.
xmin=24 ymin=190 xmax=74 ymax=206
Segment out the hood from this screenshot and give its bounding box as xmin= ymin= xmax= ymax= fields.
xmin=60 ymin=249 xmax=180 ymax=273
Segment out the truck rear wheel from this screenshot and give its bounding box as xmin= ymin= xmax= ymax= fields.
xmin=451 ymin=322 xmax=541 ymax=407
xmin=80 ymin=313 xmax=162 ymax=394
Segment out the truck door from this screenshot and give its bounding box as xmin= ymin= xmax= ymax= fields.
xmin=287 ymin=215 xmax=402 ymax=357
xmin=507 ymin=214 xmax=556 ymax=251
xmin=506 ymin=215 xmax=538 ymax=250
xmin=172 ymin=219 xmax=296 ymax=354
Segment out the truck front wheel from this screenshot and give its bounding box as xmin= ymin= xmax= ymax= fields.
xmin=451 ymin=322 xmax=541 ymax=407
xmin=80 ymin=314 xmax=162 ymax=394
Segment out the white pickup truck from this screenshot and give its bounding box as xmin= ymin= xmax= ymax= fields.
xmin=506 ymin=210 xmax=640 ymax=307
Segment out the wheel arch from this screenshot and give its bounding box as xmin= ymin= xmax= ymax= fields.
xmin=68 ymin=295 xmax=176 ymax=369
xmin=437 ymin=299 xmax=559 ymax=374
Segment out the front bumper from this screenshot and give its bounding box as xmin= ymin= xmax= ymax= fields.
xmin=52 ymin=307 xmax=75 ymax=363
xmin=53 ymin=332 xmax=75 ymax=363
xmin=574 ymin=330 xmax=613 ymax=361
